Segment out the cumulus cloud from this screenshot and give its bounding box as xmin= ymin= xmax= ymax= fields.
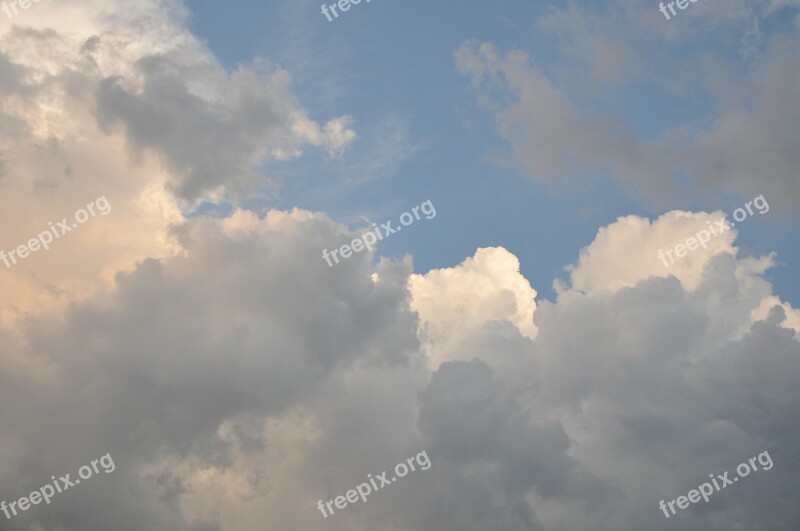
xmin=562 ymin=209 xmax=800 ymax=340
xmin=409 ymin=246 xmax=537 ymax=352
xmin=1 ymin=1 xmax=799 ymax=530
xmin=0 ymin=208 xmax=420 ymax=530
xmin=565 ymin=211 xmax=739 ymax=293
xmin=0 ymin=0 xmax=354 ymax=321
xmin=1 ymin=205 xmax=798 ymax=530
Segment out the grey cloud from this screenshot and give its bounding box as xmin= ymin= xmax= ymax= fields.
xmin=0 ymin=10 xmax=354 ymax=203
xmin=95 ymin=53 xmax=353 ymax=201
xmin=524 ymin=271 xmax=800 ymax=530
xmin=1 ymin=210 xmax=800 ymax=530
xmin=0 ymin=211 xmax=417 ymax=531
xmin=457 ymin=2 xmax=800 ymax=214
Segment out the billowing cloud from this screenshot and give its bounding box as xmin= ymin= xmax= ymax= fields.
xmin=0 ymin=208 xmax=420 ymax=530
xmin=1 ymin=1 xmax=798 ymax=530
xmin=409 ymin=246 xmax=538 ymax=368
xmin=0 ymin=0 xmax=354 ymax=321
xmin=1 ymin=205 xmax=798 ymax=530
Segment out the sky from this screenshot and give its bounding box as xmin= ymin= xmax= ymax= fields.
xmin=0 ymin=0 xmax=799 ymax=530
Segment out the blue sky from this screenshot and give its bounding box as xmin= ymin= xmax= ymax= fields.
xmin=185 ymin=0 xmax=799 ymax=305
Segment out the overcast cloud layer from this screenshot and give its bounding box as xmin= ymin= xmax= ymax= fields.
xmin=0 ymin=0 xmax=798 ymax=530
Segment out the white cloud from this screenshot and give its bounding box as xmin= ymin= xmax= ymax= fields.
xmin=565 ymin=211 xmax=739 ymax=294
xmin=409 ymin=247 xmax=538 ymax=369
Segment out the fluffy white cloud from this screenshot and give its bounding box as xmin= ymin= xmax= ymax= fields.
xmin=563 ymin=210 xmax=800 ymax=341
xmin=566 ymin=211 xmax=739 ymax=293
xmin=409 ymin=246 xmax=537 ymax=367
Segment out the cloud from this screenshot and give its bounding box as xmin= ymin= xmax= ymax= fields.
xmin=0 ymin=0 xmax=354 ymax=321
xmin=565 ymin=211 xmax=739 ymax=294
xmin=409 ymin=246 xmax=538 ymax=369
xmin=457 ymin=1 xmax=800 ymax=213
xmin=95 ymin=59 xmax=356 ymax=199
xmin=0 ymin=208 xmax=420 ymax=530
xmin=1 ymin=1 xmax=799 ymax=530
xmin=562 ymin=209 xmax=800 ymax=341
xmin=1 ymin=206 xmax=798 ymax=530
